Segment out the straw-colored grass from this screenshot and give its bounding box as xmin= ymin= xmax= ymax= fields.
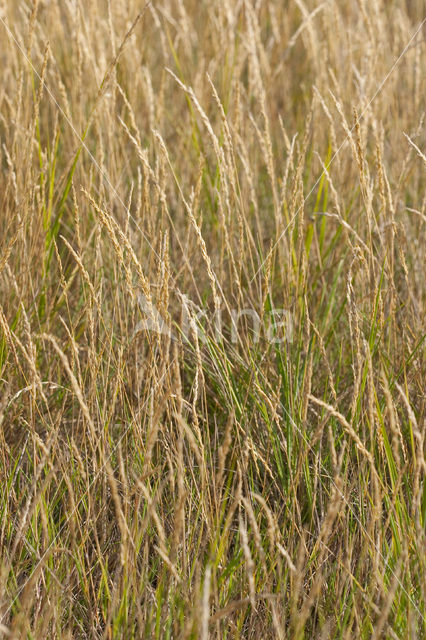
xmin=0 ymin=1 xmax=425 ymax=638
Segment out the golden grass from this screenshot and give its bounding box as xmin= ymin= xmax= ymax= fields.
xmin=0 ymin=0 xmax=425 ymax=637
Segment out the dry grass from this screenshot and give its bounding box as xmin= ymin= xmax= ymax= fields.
xmin=0 ymin=0 xmax=425 ymax=638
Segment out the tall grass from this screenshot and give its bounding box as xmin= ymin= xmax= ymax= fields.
xmin=0 ymin=0 xmax=425 ymax=638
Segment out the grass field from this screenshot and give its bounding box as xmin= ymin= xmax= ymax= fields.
xmin=0 ymin=1 xmax=425 ymax=638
